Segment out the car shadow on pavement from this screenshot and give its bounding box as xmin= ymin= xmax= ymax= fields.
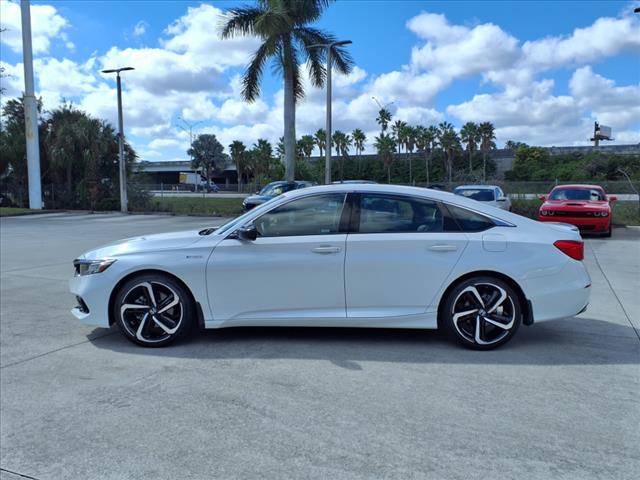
xmin=88 ymin=316 xmax=639 ymax=368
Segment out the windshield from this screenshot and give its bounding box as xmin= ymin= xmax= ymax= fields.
xmin=259 ymin=183 xmax=288 ymax=196
xmin=454 ymin=188 xmax=495 ymax=202
xmin=549 ymin=188 xmax=605 ymax=201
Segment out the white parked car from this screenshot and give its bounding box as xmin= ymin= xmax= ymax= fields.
xmin=70 ymin=184 xmax=590 ymax=350
xmin=454 ymin=185 xmax=512 ymax=211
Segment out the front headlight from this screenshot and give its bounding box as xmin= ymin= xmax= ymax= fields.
xmin=73 ymin=259 xmax=116 ymax=276
xmin=600 ymin=211 xmax=609 ymax=217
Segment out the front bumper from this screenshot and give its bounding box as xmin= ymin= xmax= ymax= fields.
xmin=538 ymin=215 xmax=610 ymax=233
xmin=69 ymin=273 xmax=112 ymax=327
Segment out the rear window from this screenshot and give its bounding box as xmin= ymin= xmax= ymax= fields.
xmin=454 ymin=188 xmax=495 ymax=202
xmin=444 ymin=204 xmax=495 ymax=232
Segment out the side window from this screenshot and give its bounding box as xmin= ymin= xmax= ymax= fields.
xmin=358 ymin=194 xmax=444 ymax=233
xmin=445 ymin=204 xmax=495 ymax=232
xmin=254 ymin=194 xmax=346 ymax=237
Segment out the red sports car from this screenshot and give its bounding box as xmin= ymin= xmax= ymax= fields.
xmin=538 ymin=184 xmax=617 ymax=236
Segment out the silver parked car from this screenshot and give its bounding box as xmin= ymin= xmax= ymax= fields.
xmin=453 ymin=185 xmax=512 ymax=211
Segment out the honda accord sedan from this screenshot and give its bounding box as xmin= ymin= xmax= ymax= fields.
xmin=70 ymin=184 xmax=591 ymax=350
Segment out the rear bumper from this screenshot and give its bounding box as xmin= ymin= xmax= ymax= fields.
xmin=523 ymin=259 xmax=591 ymax=322
xmin=538 ymin=215 xmax=610 ymax=233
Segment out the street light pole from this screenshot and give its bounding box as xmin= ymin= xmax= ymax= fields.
xmin=20 ymin=0 xmax=42 ymax=209
xmin=102 ymin=67 xmax=134 ymax=213
xmin=309 ymin=40 xmax=352 ymax=184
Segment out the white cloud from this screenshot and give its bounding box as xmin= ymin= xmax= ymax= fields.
xmin=521 ymin=16 xmax=640 ymax=71
xmin=161 ymin=3 xmax=260 ymax=68
xmin=133 ymin=20 xmax=148 ymax=37
xmin=0 ymin=0 xmax=70 ymax=54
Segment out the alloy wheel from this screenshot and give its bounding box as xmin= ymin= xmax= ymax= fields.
xmin=119 ymin=281 xmax=183 ymax=344
xmin=451 ymin=282 xmax=516 ymax=346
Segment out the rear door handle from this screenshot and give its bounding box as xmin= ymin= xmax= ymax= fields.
xmin=428 ymin=244 xmax=458 ymax=252
xmin=312 ymin=246 xmax=342 ymax=254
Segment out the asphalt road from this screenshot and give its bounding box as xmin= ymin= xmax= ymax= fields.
xmin=1 ymin=213 xmax=638 ymax=480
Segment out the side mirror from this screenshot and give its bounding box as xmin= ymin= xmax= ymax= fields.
xmin=538 ymin=195 xmax=546 ymax=202
xmin=238 ymin=224 xmax=258 ymax=241
xmin=609 ymin=195 xmax=617 ymax=203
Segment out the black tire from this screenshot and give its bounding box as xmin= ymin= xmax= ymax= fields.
xmin=112 ymin=273 xmax=195 ymax=347
xmin=603 ymin=224 xmax=612 ymax=237
xmin=441 ymin=276 xmax=522 ymax=350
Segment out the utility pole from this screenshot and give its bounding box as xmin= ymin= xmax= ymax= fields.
xmin=308 ymin=40 xmax=353 ymax=184
xmin=101 ymin=67 xmax=134 ymax=212
xmin=20 ymin=0 xmax=42 ymax=209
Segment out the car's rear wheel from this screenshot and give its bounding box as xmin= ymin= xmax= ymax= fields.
xmin=442 ymin=276 xmax=522 ymax=350
xmin=113 ymin=274 xmax=194 ymax=347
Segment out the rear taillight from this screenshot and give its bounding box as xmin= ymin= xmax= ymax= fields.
xmin=554 ymin=240 xmax=584 ymax=261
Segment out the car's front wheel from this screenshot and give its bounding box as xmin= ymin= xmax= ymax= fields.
xmin=113 ymin=274 xmax=194 ymax=347
xmin=442 ymin=276 xmax=522 ymax=350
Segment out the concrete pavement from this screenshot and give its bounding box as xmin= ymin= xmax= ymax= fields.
xmin=1 ymin=213 xmax=638 ymax=480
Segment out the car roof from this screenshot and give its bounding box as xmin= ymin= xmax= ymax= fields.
xmin=551 ymin=184 xmax=604 ymax=190
xmin=454 ymin=185 xmax=499 ymax=190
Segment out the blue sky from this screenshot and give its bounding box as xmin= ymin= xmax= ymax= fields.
xmin=1 ymin=0 xmax=639 ymax=161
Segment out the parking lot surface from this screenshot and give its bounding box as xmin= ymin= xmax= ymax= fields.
xmin=1 ymin=213 xmax=638 ymax=480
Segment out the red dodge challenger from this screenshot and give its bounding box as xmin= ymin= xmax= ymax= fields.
xmin=538 ymin=184 xmax=617 ymax=237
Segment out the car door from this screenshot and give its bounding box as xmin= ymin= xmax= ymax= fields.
xmin=207 ymin=193 xmax=349 ymax=324
xmin=344 ymin=193 xmax=468 ymax=318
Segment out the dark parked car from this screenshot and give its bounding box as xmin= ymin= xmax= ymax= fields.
xmin=242 ymin=181 xmax=316 ymax=210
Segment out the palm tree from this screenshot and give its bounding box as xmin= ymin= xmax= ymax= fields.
xmin=437 ymin=121 xmax=460 ymax=183
xmin=276 ymin=136 xmax=285 ymax=159
xmin=479 ymin=121 xmax=496 ymax=182
xmin=351 ymin=128 xmax=366 ymax=174
xmin=253 ymin=138 xmax=273 ymax=184
xmin=405 ymin=126 xmax=417 ymax=184
xmin=332 ymin=130 xmax=351 ymax=181
xmin=374 ymin=133 xmax=396 ymax=183
xmin=460 ymin=121 xmax=479 ymax=174
xmin=314 ymin=128 xmax=326 ymax=158
xmin=221 ymin=1 xmax=353 ymax=182
xmin=391 ymin=120 xmax=407 ymax=154
xmin=298 ymin=135 xmax=315 ymax=161
xmin=376 ymin=108 xmax=392 ymax=134
xmin=229 ymin=140 xmax=246 ymax=191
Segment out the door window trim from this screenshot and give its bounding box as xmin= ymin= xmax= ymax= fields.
xmin=227 ymin=192 xmax=351 ymax=239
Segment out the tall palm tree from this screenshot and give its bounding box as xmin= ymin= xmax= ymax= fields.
xmin=405 ymin=126 xmax=417 ymax=185
xmin=437 ymin=121 xmax=460 ymax=184
xmin=351 ymin=128 xmax=366 ymax=174
xmin=478 ymin=121 xmax=496 ymax=182
xmin=276 ymin=136 xmax=285 ymax=159
xmin=298 ymin=134 xmax=315 ymax=161
xmin=229 ymin=140 xmax=247 ymax=191
xmin=222 ymin=1 xmax=353 ymax=182
xmin=253 ymin=138 xmax=273 ymax=184
xmin=391 ymin=120 xmax=407 ymax=153
xmin=331 ymin=130 xmax=351 ymax=181
xmin=374 ymin=133 xmax=396 ymax=183
xmin=314 ymin=128 xmax=326 ymax=158
xmin=376 ymin=108 xmax=392 ymax=134
xmin=460 ymin=121 xmax=479 ymax=174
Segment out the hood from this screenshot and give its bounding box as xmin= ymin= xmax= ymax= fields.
xmin=244 ymin=194 xmax=271 ymax=204
xmin=80 ymin=230 xmax=205 ymax=260
xmin=543 ymin=200 xmax=609 ymax=210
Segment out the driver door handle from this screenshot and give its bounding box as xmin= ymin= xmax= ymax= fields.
xmin=312 ymin=246 xmax=342 ymax=254
xmin=428 ymin=244 xmax=457 ymax=252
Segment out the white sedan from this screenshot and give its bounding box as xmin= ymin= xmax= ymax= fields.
xmin=70 ymin=184 xmax=591 ymax=350
xmin=454 ymin=185 xmax=512 ymax=211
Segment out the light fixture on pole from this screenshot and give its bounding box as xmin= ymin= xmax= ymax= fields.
xmin=101 ymin=66 xmax=134 ymax=213
xmin=308 ymin=40 xmax=352 ymax=184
